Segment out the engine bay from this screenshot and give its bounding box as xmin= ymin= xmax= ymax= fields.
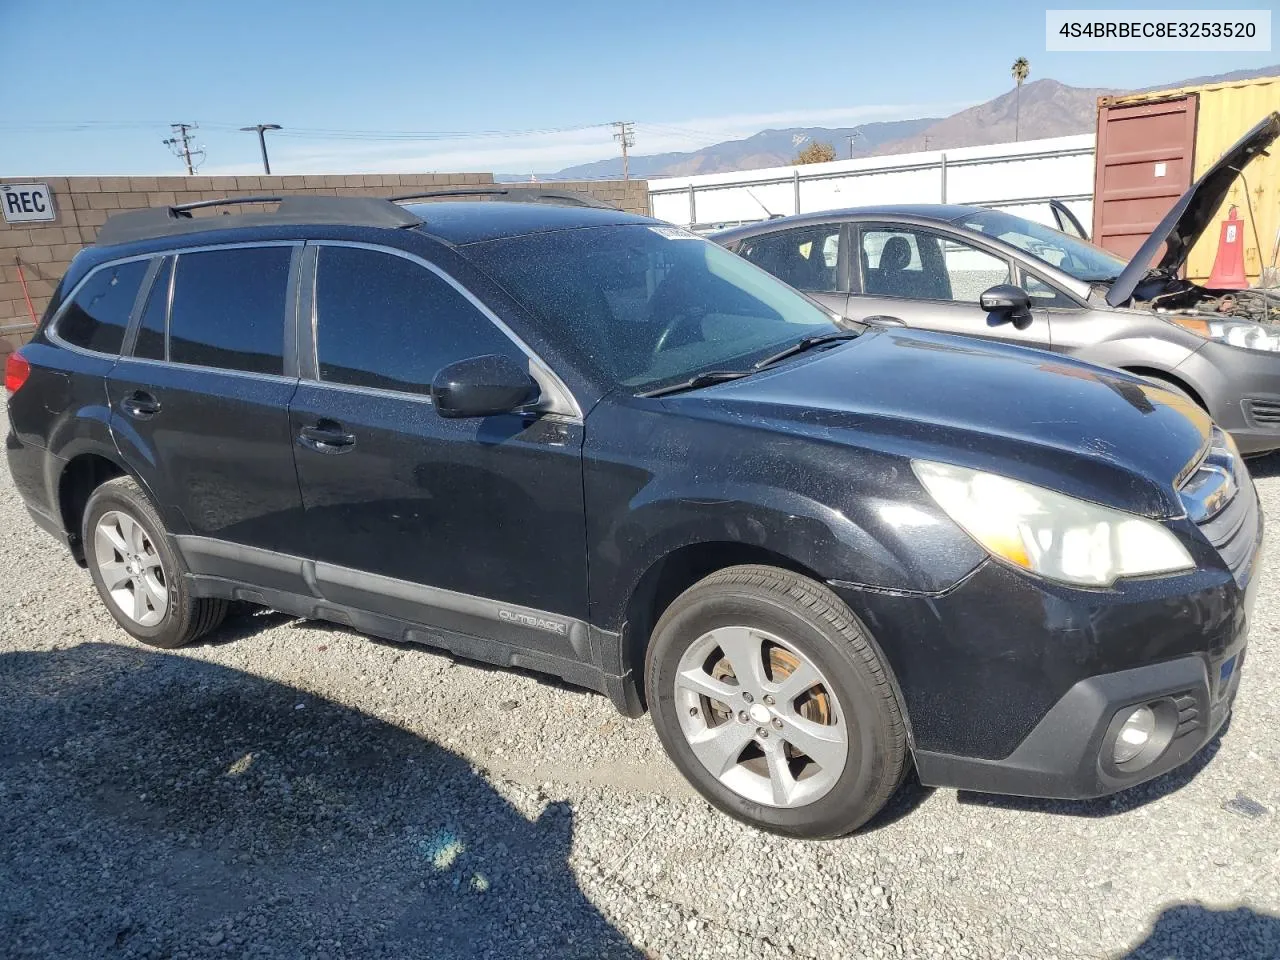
xmin=1134 ymin=274 xmax=1280 ymax=324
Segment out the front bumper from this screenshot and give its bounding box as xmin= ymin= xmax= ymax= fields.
xmin=1175 ymin=340 xmax=1280 ymax=455
xmin=833 ymin=504 xmax=1259 ymax=800
xmin=911 ymin=648 xmax=1243 ymax=798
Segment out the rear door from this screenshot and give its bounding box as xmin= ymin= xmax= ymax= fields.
xmin=288 ymin=241 xmax=590 ymax=659
xmin=849 ymin=222 xmax=1051 ymax=348
xmin=735 ymin=222 xmax=849 ymax=317
xmin=108 ymin=242 xmax=308 ymax=578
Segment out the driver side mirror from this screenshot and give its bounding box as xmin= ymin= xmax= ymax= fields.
xmin=431 ymin=355 xmax=540 ymax=419
xmin=980 ymin=284 xmax=1034 ymax=331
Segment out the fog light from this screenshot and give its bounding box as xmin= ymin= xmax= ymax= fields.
xmin=1113 ymin=705 xmax=1157 ymax=764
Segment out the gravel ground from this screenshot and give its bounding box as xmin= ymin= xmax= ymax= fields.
xmin=2 ymin=405 xmax=1279 ymax=959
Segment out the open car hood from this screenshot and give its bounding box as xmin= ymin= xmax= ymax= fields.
xmin=1106 ymin=111 xmax=1280 ymax=308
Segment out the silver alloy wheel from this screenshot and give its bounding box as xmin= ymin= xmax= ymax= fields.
xmin=674 ymin=625 xmax=848 ymax=808
xmin=94 ymin=510 xmax=168 ymax=627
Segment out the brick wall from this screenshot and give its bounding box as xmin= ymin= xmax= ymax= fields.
xmin=0 ymin=173 xmax=651 ymax=356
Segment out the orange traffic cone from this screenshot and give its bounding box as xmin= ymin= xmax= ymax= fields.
xmin=1207 ymin=205 xmax=1248 ymax=290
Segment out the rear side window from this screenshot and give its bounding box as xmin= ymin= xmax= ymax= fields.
xmin=168 ymin=246 xmax=292 ymax=374
xmin=133 ymin=257 xmax=172 ymax=361
xmin=56 ymin=260 xmax=148 ymax=354
xmin=738 ymin=225 xmax=843 ymax=293
xmin=314 ymin=246 xmax=521 ymax=396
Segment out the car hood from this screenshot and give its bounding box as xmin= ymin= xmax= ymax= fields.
xmin=1107 ymin=111 xmax=1280 ymax=307
xmin=675 ymin=329 xmax=1211 ymax=518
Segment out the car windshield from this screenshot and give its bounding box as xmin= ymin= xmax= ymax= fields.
xmin=466 ymin=223 xmax=840 ymax=390
xmin=958 ymin=209 xmax=1129 ymax=283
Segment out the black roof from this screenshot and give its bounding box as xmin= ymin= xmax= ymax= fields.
xmin=711 ymin=204 xmax=988 ymax=240
xmin=401 ymin=201 xmax=655 ymax=246
xmin=93 ymin=193 xmax=654 ymax=248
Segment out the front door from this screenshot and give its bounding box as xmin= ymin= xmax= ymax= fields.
xmin=849 ymin=224 xmax=1052 ymax=349
xmin=289 ymin=242 xmax=590 ymax=661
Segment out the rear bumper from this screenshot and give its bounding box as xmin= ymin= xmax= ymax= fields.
xmin=912 ymin=650 xmax=1243 ymax=798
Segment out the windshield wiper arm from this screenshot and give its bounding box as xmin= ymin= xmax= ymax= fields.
xmin=637 ymin=369 xmax=753 ymax=398
xmin=752 ymin=332 xmax=858 ymax=371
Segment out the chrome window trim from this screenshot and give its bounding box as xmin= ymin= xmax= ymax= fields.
xmin=48 ymin=240 xmax=303 ymax=363
xmin=309 ymin=240 xmax=583 ymax=421
xmin=114 ymin=354 xmax=299 ymax=384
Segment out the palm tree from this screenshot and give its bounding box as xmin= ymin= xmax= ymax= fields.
xmin=1011 ymin=57 xmax=1030 ymax=141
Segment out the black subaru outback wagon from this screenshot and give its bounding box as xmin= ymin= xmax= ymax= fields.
xmin=5 ymin=192 xmax=1259 ymax=837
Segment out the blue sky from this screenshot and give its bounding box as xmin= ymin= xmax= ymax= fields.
xmin=2 ymin=0 xmax=1277 ymax=176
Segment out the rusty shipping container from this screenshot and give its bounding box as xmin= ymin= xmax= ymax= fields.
xmin=1095 ymin=75 xmax=1280 ymax=285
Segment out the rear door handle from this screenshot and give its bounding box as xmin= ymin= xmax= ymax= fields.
xmin=120 ymin=391 xmax=161 ymax=419
xmin=298 ymin=420 xmax=356 ymax=454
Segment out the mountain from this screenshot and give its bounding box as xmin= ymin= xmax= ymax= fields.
xmin=869 ymin=78 xmax=1114 ymax=154
xmin=541 ymin=118 xmax=936 ymax=180
xmin=1135 ymin=64 xmax=1280 ymax=91
xmin=518 ymin=64 xmax=1280 ymax=182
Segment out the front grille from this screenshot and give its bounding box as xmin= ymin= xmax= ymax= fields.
xmin=1245 ymin=398 xmax=1280 ymax=427
xmin=1179 ymin=427 xmax=1260 ymax=584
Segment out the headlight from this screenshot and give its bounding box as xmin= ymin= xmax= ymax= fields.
xmin=1209 ymin=319 xmax=1280 ymax=351
xmin=912 ymin=461 xmax=1194 ymax=587
xmin=1175 ymin=316 xmax=1280 ymax=352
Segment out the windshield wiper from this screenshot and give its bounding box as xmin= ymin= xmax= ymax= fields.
xmin=637 ymin=369 xmax=754 ymax=398
xmin=752 ymin=331 xmax=859 ymax=371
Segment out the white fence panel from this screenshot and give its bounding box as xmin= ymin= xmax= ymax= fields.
xmin=647 ymin=135 xmax=1097 ymax=231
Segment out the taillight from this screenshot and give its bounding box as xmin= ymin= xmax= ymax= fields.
xmin=5 ymin=350 xmax=31 ymax=395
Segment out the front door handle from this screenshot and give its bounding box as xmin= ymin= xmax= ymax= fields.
xmin=120 ymin=391 xmax=161 ymax=419
xmin=298 ymin=420 xmax=356 ymax=454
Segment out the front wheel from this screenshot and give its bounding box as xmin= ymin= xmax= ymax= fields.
xmin=645 ymin=565 xmax=907 ymax=838
xmin=83 ymin=476 xmax=227 ymax=649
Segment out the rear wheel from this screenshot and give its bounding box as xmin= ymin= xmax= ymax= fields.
xmin=645 ymin=565 xmax=907 ymax=838
xmin=83 ymin=477 xmax=227 ymax=648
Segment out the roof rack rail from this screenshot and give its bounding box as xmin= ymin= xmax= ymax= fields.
xmin=390 ymin=187 xmax=618 ymax=210
xmin=95 ymin=195 xmax=423 ymax=246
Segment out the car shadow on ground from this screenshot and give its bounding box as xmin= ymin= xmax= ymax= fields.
xmin=1118 ymin=904 xmax=1280 ymax=958
xmin=0 ymin=643 xmax=641 ymax=959
xmin=955 ymin=718 xmax=1229 ymax=818
xmin=1245 ymin=450 xmax=1280 ymax=479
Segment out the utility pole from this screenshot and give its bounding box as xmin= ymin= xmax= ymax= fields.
xmin=240 ymin=124 xmax=282 ymax=175
xmin=162 ymin=122 xmax=204 ymax=175
xmin=612 ymin=121 xmax=636 ymax=180
xmin=847 ymin=131 xmax=863 ymax=159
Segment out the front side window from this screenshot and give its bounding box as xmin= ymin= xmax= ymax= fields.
xmin=168 ymin=246 xmax=292 ymax=375
xmin=737 ymin=224 xmax=843 ymax=293
xmin=56 ymin=259 xmax=148 ymax=354
xmin=860 ymin=227 xmax=1010 ymax=303
xmin=466 ymin=224 xmax=838 ymax=390
xmin=314 ymin=246 xmax=522 ymax=396
xmin=1022 ymin=272 xmax=1078 ymax=309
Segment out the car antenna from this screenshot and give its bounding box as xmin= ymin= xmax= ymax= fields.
xmin=746 ymin=189 xmax=783 ymax=220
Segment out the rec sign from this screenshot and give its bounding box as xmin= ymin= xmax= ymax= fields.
xmin=1 ymin=183 xmax=56 ymax=223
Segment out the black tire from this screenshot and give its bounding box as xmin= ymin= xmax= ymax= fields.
xmin=645 ymin=564 xmax=907 ymax=839
xmin=82 ymin=476 xmax=228 ymax=649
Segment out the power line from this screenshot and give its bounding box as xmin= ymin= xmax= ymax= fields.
xmin=612 ymin=121 xmax=636 ymax=180
xmin=162 ymin=122 xmax=204 ymax=175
